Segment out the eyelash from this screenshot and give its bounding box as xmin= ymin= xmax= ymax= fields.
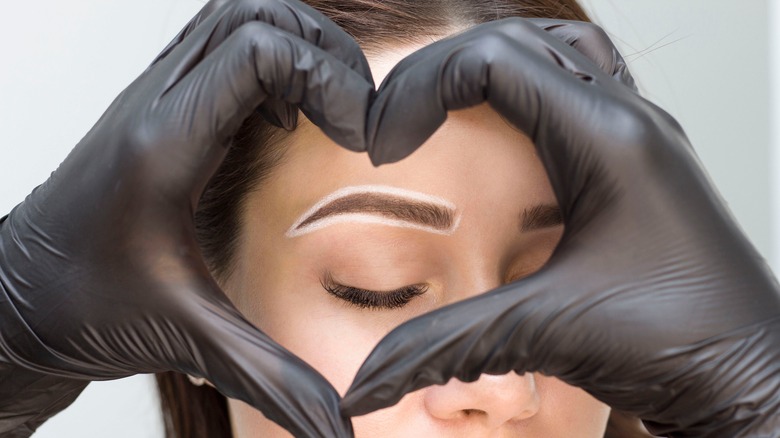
xmin=320 ymin=274 xmax=428 ymax=310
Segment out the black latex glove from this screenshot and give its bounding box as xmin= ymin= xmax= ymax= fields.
xmin=345 ymin=18 xmax=780 ymax=437
xmin=0 ymin=0 xmax=374 ymax=436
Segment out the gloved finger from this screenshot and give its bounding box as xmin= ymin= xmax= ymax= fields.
xmin=201 ymin=0 xmax=375 ymax=130
xmin=149 ymin=0 xmax=373 ymax=131
xmin=198 ymin=0 xmax=371 ymax=76
xmin=528 ymin=18 xmax=638 ymax=91
xmin=152 ymin=21 xmax=373 ymax=198
xmin=146 ymin=0 xmax=300 ymax=130
xmin=172 ymin=283 xmax=353 ymax=437
xmin=366 ymin=17 xmax=618 ymax=166
xmin=340 ymin=253 xmax=656 ymax=417
xmin=0 ymin=364 xmax=88 ymax=433
xmin=147 ymin=0 xmax=232 ymax=68
xmin=340 ymin=272 xmax=557 ymax=417
xmin=342 ymin=247 xmax=780 ymax=424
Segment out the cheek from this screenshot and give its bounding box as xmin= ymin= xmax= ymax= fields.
xmin=225 ymin=271 xmax=390 ymax=437
xmin=266 ymin=311 xmax=377 ymax=395
xmin=226 ymin=234 xmax=394 ymax=394
xmin=238 ymin=280 xmax=381 ymax=396
xmin=535 ymin=375 xmax=612 ymax=435
xmin=229 ymin=400 xmax=286 ymax=438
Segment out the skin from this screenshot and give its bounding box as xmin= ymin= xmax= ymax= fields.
xmin=221 ymin=42 xmax=611 ymax=437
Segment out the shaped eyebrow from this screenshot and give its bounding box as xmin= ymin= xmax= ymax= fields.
xmin=298 ymin=193 xmax=454 ymax=229
xmin=285 ymin=185 xmax=563 ymax=238
xmin=286 ymin=185 xmax=459 ymax=237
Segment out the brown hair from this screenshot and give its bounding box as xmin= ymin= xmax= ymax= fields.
xmin=156 ymin=1 xmax=655 ymax=437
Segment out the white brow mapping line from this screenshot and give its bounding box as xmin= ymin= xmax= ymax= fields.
xmin=285 ymin=185 xmax=462 ymax=238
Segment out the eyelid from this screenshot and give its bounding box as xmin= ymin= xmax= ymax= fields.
xmin=320 ymin=273 xmax=428 ymax=310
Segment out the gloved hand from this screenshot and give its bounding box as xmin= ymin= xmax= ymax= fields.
xmin=345 ymin=18 xmax=780 ymax=437
xmin=0 ymin=0 xmax=374 ymax=436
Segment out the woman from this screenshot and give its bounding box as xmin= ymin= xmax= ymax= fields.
xmin=153 ymin=0 xmax=652 ymax=436
xmin=150 ymin=1 xmax=768 ymax=437
xmin=0 ymin=0 xmax=776 ymax=436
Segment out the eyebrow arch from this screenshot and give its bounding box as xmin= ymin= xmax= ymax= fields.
xmin=520 ymin=204 xmax=563 ymax=232
xmin=286 ymin=185 xmax=459 ymax=237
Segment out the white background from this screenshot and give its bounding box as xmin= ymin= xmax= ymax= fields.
xmin=0 ymin=0 xmax=775 ymax=436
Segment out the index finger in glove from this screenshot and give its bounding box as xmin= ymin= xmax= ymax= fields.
xmin=365 ymin=17 xmax=623 ymax=166
xmin=150 ymin=0 xmax=372 ymax=81
xmin=528 ymin=18 xmax=638 ymax=91
xmin=149 ymin=0 xmax=374 ymax=132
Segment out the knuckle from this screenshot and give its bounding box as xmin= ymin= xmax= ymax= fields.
xmin=122 ymin=119 xmax=159 ymax=153
xmin=584 ymin=31 xmax=626 ymax=70
xmin=233 ymin=19 xmax=267 ymax=42
xmin=201 ymin=0 xmax=232 ymax=15
xmin=576 ymin=22 xmax=612 ymax=46
xmin=471 ymin=32 xmax=515 ymax=61
xmin=501 ymin=16 xmax=535 ymax=30
xmin=608 ymin=103 xmax=672 ymax=159
xmin=236 ymin=0 xmax=277 ymax=12
xmin=233 ymin=21 xmax=282 ymax=54
xmin=493 ymin=16 xmax=537 ymax=38
xmin=234 ymin=0 xmax=313 ymax=32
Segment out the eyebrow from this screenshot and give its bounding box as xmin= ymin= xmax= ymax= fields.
xmin=285 ymin=185 xmax=563 ymax=238
xmin=286 ymin=185 xmax=459 ymax=237
xmin=520 ymin=204 xmax=563 ymax=232
xmin=297 ymin=193 xmax=454 ymax=230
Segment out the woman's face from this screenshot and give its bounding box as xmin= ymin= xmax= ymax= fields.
xmin=223 ymin=43 xmax=611 ymax=437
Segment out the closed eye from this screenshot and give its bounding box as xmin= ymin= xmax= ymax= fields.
xmin=320 ymin=273 xmax=428 ymax=310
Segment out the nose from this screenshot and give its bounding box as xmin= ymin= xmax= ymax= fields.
xmin=423 ymin=372 xmax=540 ymax=429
